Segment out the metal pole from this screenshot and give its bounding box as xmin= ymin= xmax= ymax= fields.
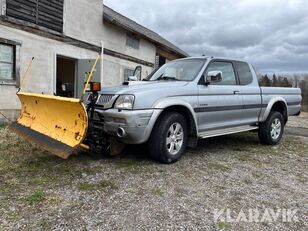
xmin=19 ymin=57 xmax=34 ymax=91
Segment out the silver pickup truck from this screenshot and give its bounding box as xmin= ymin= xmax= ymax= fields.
xmin=88 ymin=57 xmax=302 ymax=163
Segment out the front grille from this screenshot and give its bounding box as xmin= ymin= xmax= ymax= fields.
xmin=96 ymin=94 xmax=115 ymax=105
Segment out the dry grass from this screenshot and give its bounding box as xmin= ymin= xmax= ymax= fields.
xmin=0 ymin=125 xmax=307 ymax=230
xmin=299 ymin=111 xmax=308 ymax=118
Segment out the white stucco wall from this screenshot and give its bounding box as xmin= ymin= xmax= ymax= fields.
xmin=0 ymin=25 xmax=99 ymax=122
xmin=103 ymin=23 xmax=156 ymax=64
xmin=103 ymin=55 xmax=153 ymax=86
xmin=102 ymin=23 xmax=156 ymax=85
xmin=64 ymin=0 xmax=104 ymax=46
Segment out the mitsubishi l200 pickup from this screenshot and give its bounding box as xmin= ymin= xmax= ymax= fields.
xmin=85 ymin=57 xmax=302 ymax=163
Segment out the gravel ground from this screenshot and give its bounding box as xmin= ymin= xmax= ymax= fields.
xmin=286 ymin=112 xmax=308 ymax=128
xmin=0 ymin=115 xmax=307 ymax=231
xmin=285 ymin=112 xmax=308 ymax=136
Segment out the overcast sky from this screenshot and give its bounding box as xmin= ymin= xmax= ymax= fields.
xmin=104 ymin=0 xmax=308 ymax=73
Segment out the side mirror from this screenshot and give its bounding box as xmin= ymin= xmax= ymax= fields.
xmin=205 ymin=71 xmax=223 ymax=85
xmin=133 ymin=66 xmax=142 ymax=80
xmin=128 ymin=76 xmax=138 ymax=81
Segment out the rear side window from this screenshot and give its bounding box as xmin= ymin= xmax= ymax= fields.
xmin=236 ymin=61 xmax=253 ymax=85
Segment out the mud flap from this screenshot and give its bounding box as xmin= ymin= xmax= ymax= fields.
xmin=10 ymin=92 xmax=88 ymax=159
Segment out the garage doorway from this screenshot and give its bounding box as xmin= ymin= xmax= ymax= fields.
xmin=56 ymin=56 xmax=77 ymax=97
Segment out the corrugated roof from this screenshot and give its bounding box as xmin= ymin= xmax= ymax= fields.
xmin=103 ymin=5 xmax=189 ymax=58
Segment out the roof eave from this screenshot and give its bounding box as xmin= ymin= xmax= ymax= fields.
xmin=103 ymin=14 xmax=189 ymax=58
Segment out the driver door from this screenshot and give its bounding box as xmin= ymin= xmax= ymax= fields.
xmin=197 ymin=61 xmax=243 ymax=132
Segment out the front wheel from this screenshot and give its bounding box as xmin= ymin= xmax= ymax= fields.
xmin=258 ymin=111 xmax=284 ymax=145
xmin=148 ymin=112 xmax=188 ymax=164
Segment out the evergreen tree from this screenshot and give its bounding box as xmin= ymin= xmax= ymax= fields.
xmin=272 ymin=74 xmax=278 ymax=87
xmin=277 ymin=77 xmax=292 ymax=87
xmin=299 ymin=78 xmax=308 ymax=111
xmin=259 ymin=74 xmax=272 ymax=86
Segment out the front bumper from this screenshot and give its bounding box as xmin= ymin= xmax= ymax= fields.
xmin=94 ymin=108 xmax=162 ymax=144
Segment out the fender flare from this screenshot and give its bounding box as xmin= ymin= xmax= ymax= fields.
xmin=152 ymin=98 xmax=199 ymax=136
xmin=260 ymin=97 xmax=288 ymax=122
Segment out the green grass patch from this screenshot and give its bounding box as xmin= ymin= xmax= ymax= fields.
xmin=78 ymin=180 xmax=116 ymax=191
xmin=236 ymin=152 xmax=254 ymax=162
xmin=235 ymin=152 xmax=263 ymax=167
xmin=252 ymin=172 xmax=263 ymax=179
xmin=296 ymin=175 xmax=306 ymax=183
xmin=217 ymin=221 xmax=231 ymax=230
xmin=207 ymin=162 xmax=230 ymax=171
xmin=78 ymin=182 xmax=96 ymax=191
xmin=151 ymin=188 xmax=164 ymax=196
xmin=46 ymin=196 xmax=63 ymax=206
xmin=38 ymin=219 xmax=51 ymax=229
xmin=26 ymin=190 xmax=44 ymax=205
xmin=113 ymin=159 xmax=141 ymax=169
xmin=98 ymin=179 xmax=116 ymax=188
xmin=232 ymin=144 xmax=251 ymax=152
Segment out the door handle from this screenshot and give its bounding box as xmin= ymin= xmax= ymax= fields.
xmin=233 ymin=91 xmax=240 ymax=95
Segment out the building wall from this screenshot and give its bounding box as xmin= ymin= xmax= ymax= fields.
xmin=102 ymin=23 xmax=156 ymax=85
xmin=63 ymin=0 xmax=104 ymax=46
xmin=0 ymin=25 xmax=98 ymax=123
xmin=0 ymin=0 xmax=173 ymax=123
xmin=103 ymin=23 xmax=156 ymax=64
xmin=103 ymin=55 xmax=153 ymax=86
xmin=0 ymin=21 xmax=157 ymax=122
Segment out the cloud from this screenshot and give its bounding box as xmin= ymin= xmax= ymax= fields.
xmin=104 ymin=0 xmax=308 ymax=73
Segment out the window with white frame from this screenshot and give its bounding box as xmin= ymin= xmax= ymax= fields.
xmin=0 ymin=38 xmax=21 ymax=84
xmin=0 ymin=43 xmax=14 ymax=80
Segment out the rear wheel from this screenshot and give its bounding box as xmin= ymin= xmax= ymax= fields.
xmin=148 ymin=112 xmax=188 ymax=164
xmin=258 ymin=111 xmax=284 ymax=145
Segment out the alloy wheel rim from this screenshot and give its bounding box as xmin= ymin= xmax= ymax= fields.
xmin=166 ymin=122 xmax=184 ymax=155
xmin=270 ymin=118 xmax=282 ymax=140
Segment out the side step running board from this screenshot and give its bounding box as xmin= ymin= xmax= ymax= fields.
xmin=198 ymin=125 xmax=258 ymax=139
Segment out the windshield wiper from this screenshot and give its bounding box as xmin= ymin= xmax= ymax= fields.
xmin=156 ymin=76 xmax=178 ymax=81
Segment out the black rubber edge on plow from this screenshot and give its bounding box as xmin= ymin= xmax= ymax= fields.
xmin=9 ymin=123 xmax=75 ymax=159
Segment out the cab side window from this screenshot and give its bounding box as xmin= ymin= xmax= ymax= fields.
xmin=235 ymin=61 xmax=253 ymax=85
xmin=206 ymin=61 xmax=237 ymax=85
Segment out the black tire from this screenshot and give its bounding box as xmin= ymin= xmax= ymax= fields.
xmin=258 ymin=111 xmax=284 ymax=145
xmin=148 ymin=112 xmax=188 ymax=164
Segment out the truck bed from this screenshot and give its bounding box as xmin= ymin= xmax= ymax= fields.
xmin=260 ymin=87 xmax=302 ymax=117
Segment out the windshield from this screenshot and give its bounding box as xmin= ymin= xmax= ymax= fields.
xmin=146 ymin=59 xmax=206 ymax=81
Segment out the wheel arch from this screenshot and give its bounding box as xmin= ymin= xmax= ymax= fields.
xmin=151 ymin=100 xmax=199 ymax=146
xmin=159 ymin=105 xmax=197 ymax=135
xmin=261 ymin=97 xmax=288 ymax=123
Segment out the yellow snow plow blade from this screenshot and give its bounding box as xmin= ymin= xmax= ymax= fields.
xmin=10 ymin=92 xmax=88 ymax=159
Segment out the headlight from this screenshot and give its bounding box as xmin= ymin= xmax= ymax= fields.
xmin=114 ymin=95 xmax=135 ymax=109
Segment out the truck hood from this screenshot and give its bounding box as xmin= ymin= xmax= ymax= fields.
xmin=100 ymin=81 xmax=189 ymax=95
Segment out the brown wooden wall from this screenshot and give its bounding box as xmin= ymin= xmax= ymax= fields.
xmin=6 ymin=0 xmax=64 ymax=32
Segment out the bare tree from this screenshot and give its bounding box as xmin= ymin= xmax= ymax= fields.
xmin=293 ymin=74 xmax=300 ymax=88
xmin=299 ymin=77 xmax=308 ymax=112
